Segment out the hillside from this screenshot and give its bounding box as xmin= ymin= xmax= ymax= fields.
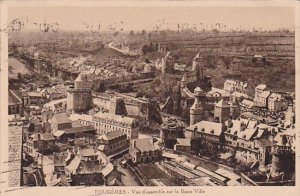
xmin=8 ymin=57 xmax=33 ymax=79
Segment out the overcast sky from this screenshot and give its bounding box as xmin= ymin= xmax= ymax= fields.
xmin=8 ymin=6 xmax=295 ymax=32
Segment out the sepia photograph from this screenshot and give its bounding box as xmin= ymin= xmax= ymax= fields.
xmin=1 ymin=1 xmax=299 ymax=194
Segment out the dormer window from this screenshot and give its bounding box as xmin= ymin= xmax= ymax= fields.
xmin=201 ymin=128 xmax=205 ymax=132
xmin=210 ymin=129 xmax=214 ymax=134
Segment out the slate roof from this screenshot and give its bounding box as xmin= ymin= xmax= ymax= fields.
xmin=97 ymin=130 xmax=126 ymax=141
xmin=30 ymin=133 xmax=55 ymax=141
xmin=8 ymin=90 xmax=22 ymax=105
xmin=206 ymin=87 xmax=230 ymax=97
xmin=66 ymin=156 xmax=81 ymax=174
xmin=131 ymin=138 xmax=157 ymax=152
xmin=80 ymin=148 xmax=98 ymax=157
xmin=237 ymin=128 xmax=258 ymax=141
xmin=215 ymin=99 xmax=230 ymax=108
xmin=186 ymin=121 xmax=223 ymax=136
xmin=102 ymin=163 xmax=114 ymax=177
xmin=52 ymin=113 xmax=72 ymax=124
xmin=256 ymin=84 xmax=267 ymax=90
xmin=93 ymin=111 xmax=135 ymax=125
xmin=27 ymin=91 xmax=44 ymax=97
xmin=62 ymin=125 xmax=95 ymax=134
xmin=241 ymin=99 xmax=254 ymax=108
xmin=258 ymin=91 xmax=271 ymax=99
xmin=176 ymin=138 xmax=191 ymax=147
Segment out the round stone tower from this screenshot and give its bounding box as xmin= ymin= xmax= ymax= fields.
xmin=67 ymin=73 xmax=93 ymax=113
xmin=190 ymin=87 xmax=205 ymax=125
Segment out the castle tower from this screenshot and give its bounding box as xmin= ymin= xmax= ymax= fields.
xmin=229 ymin=98 xmax=240 ymax=120
xmin=162 ymin=52 xmax=174 ymax=74
xmin=271 ymin=134 xmax=294 ymax=179
xmin=67 ymin=73 xmax=93 ymax=113
xmin=190 ymin=87 xmax=205 ymax=125
xmin=192 ymin=53 xmax=204 ymax=80
xmin=214 ymin=99 xmax=231 ymax=123
xmin=109 ymin=97 xmax=127 ymax=115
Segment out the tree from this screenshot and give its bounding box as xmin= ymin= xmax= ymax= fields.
xmin=164 ymin=139 xmax=177 ymax=149
xmin=212 ymin=28 xmax=219 ymax=34
xmin=99 ymin=83 xmax=106 ymax=93
xmin=141 ymin=44 xmax=149 ymax=55
xmin=141 ymin=29 xmax=146 ymax=36
xmin=149 ymin=42 xmax=153 ymax=51
xmin=191 ymin=138 xmax=203 ymax=154
xmin=144 ymin=58 xmax=150 ymax=64
xmin=17 ymin=73 xmax=22 ymax=80
xmin=129 ymin=30 xmax=134 ymax=36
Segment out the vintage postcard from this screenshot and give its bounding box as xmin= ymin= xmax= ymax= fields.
xmin=0 ymin=0 xmax=299 ymax=196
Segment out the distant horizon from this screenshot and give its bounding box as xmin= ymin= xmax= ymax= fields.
xmin=8 ymin=6 xmax=295 ymax=33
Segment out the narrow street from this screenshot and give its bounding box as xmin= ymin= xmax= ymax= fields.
xmin=115 ymin=157 xmax=139 ymax=186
